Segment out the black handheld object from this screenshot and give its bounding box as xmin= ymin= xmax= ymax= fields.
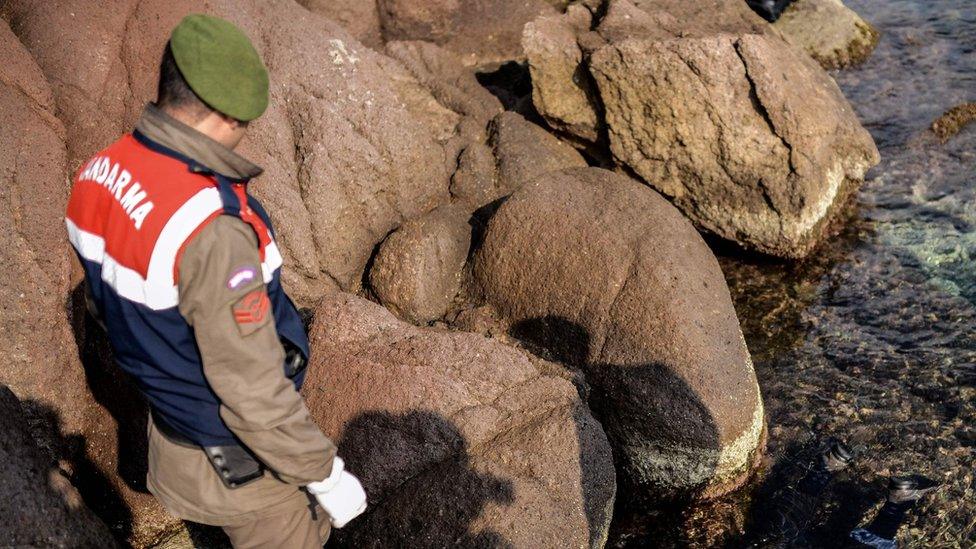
xmin=203 ymin=445 xmax=265 ymax=489
xmin=746 ymin=0 xmax=796 ymax=22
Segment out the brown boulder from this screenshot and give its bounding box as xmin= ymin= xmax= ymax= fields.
xmin=589 ymin=30 xmax=879 ymax=258
xmin=522 ymin=4 xmax=601 ymax=142
xmin=0 ymin=385 xmax=118 ymax=548
xmin=384 ymin=40 xmax=504 ymax=134
xmin=1 ymin=20 xmax=173 ymax=545
xmin=449 ymin=111 xmax=589 ymax=213
xmin=450 ymin=142 xmax=501 ymax=211
xmin=376 ymin=0 xmax=563 ymax=66
xmin=299 ymin=0 xmax=384 ymax=49
xmin=304 ymin=292 xmax=616 ymax=547
xmin=369 ymin=204 xmax=472 ymax=324
xmin=774 ymin=0 xmax=879 ymax=70
xmin=473 ymin=167 xmax=765 ymax=497
xmin=522 ymin=0 xmax=880 ymax=258
xmin=2 ymin=0 xmax=452 ymax=300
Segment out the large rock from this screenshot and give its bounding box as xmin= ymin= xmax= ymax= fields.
xmin=449 ymin=111 xmax=589 ymax=212
xmin=0 ymin=0 xmax=460 ymax=544
xmin=522 ymin=0 xmax=880 ymax=258
xmin=473 ymin=167 xmax=765 ymax=497
xmin=774 ymin=0 xmax=879 ymax=70
xmin=369 ymin=204 xmax=472 ymax=324
xmin=0 ymin=385 xmax=118 ymax=548
xmin=303 ymin=292 xmax=616 ymax=548
xmin=385 ymin=40 xmax=504 ymax=136
xmin=2 ymin=0 xmax=453 ymax=300
xmin=298 ymin=0 xmax=384 ymax=49
xmin=1 ymin=19 xmax=169 ymax=545
xmin=523 ymin=4 xmax=601 ymax=142
xmin=376 ymin=0 xmax=564 ymax=66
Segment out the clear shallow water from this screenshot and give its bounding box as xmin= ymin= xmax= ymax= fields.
xmin=610 ymin=1 xmax=976 ymax=547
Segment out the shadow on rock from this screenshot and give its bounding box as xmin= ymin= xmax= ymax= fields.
xmin=509 ymin=316 xmax=720 ymax=505
xmin=64 ymin=282 xmax=149 ymax=539
xmin=329 ymin=410 xmax=516 ymax=548
xmin=4 ymin=391 xmax=123 ymax=547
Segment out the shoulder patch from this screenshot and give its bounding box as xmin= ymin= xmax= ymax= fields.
xmin=227 ymin=266 xmax=258 ymax=290
xmin=233 ymin=288 xmax=271 ymax=335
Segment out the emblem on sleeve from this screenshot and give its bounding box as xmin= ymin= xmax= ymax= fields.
xmin=233 ymin=289 xmax=270 ymax=325
xmin=227 ymin=266 xmax=258 ymax=290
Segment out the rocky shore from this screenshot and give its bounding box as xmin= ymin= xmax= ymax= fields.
xmin=2 ymin=0 xmax=935 ymax=547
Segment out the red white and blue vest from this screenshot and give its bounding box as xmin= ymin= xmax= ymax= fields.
xmin=65 ymin=130 xmax=309 ymax=447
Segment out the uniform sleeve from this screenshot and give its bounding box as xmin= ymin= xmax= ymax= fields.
xmin=177 ymin=215 xmax=335 ymax=485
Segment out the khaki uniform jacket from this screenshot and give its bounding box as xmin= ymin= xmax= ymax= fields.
xmin=128 ymin=105 xmax=335 ymax=526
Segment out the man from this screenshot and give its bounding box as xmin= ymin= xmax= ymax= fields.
xmin=65 ymin=14 xmax=365 ymax=548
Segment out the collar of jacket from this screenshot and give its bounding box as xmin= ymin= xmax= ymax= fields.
xmin=135 ymin=103 xmax=263 ymax=181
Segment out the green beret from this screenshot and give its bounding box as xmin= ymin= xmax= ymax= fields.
xmin=170 ymin=14 xmax=269 ymax=122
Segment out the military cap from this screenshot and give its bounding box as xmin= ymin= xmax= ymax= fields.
xmin=170 ymin=14 xmax=269 ymax=121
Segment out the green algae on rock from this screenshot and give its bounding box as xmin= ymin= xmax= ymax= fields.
xmin=774 ymin=0 xmax=880 ymax=70
xmin=931 ymin=103 xmax=976 ymax=142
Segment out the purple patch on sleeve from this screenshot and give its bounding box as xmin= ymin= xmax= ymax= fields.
xmin=227 ymin=266 xmax=258 ymax=290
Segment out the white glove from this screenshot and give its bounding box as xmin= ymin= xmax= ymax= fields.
xmin=306 ymin=457 xmax=367 ymax=528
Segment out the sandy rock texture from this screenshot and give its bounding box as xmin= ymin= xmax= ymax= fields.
xmin=491 ymin=111 xmax=588 ymax=192
xmin=2 ymin=0 xmax=454 ymax=303
xmin=369 ymin=204 xmax=472 ymax=324
xmin=1 ymin=19 xmax=171 ymax=546
xmin=299 ymin=0 xmax=384 ymax=49
xmin=0 ymin=0 xmax=470 ymax=544
xmin=474 ymin=167 xmax=765 ymax=497
xmin=376 ymin=0 xmax=566 ymax=66
xmin=304 ymin=292 xmax=617 ymax=548
xmin=0 ymin=385 xmax=118 ymax=548
xmin=523 ymin=4 xmax=602 ymax=142
xmin=522 ymin=0 xmax=880 ymax=259
xmin=774 ymin=0 xmax=880 ymax=70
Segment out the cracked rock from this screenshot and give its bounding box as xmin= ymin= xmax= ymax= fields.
xmin=522 ymin=0 xmax=880 ymax=258
xmin=473 ymin=167 xmax=766 ymax=497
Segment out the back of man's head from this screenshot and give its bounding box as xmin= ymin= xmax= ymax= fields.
xmin=156 ymin=43 xmax=212 ymax=124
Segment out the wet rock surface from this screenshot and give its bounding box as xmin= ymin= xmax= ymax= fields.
xmin=303 ymin=292 xmax=617 ymax=548
xmin=930 ymin=102 xmax=976 ymax=142
xmin=0 ymin=385 xmax=118 ymax=548
xmin=473 ymin=167 xmax=765 ymax=498
xmin=774 ymin=0 xmax=880 ymax=70
xmin=369 ymin=204 xmax=472 ymax=324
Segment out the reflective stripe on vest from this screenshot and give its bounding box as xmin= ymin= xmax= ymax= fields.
xmin=65 ymin=132 xmax=308 ymax=447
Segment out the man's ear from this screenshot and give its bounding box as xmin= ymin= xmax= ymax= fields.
xmin=221 ymin=112 xmax=248 ymax=129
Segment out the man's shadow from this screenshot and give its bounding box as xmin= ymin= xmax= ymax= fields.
xmin=508 ymin=315 xmax=723 ymax=543
xmin=65 ymin=283 xmax=149 ymax=540
xmin=329 ymin=410 xmax=516 ymax=548
xmin=3 ymin=387 xmax=125 ymax=547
